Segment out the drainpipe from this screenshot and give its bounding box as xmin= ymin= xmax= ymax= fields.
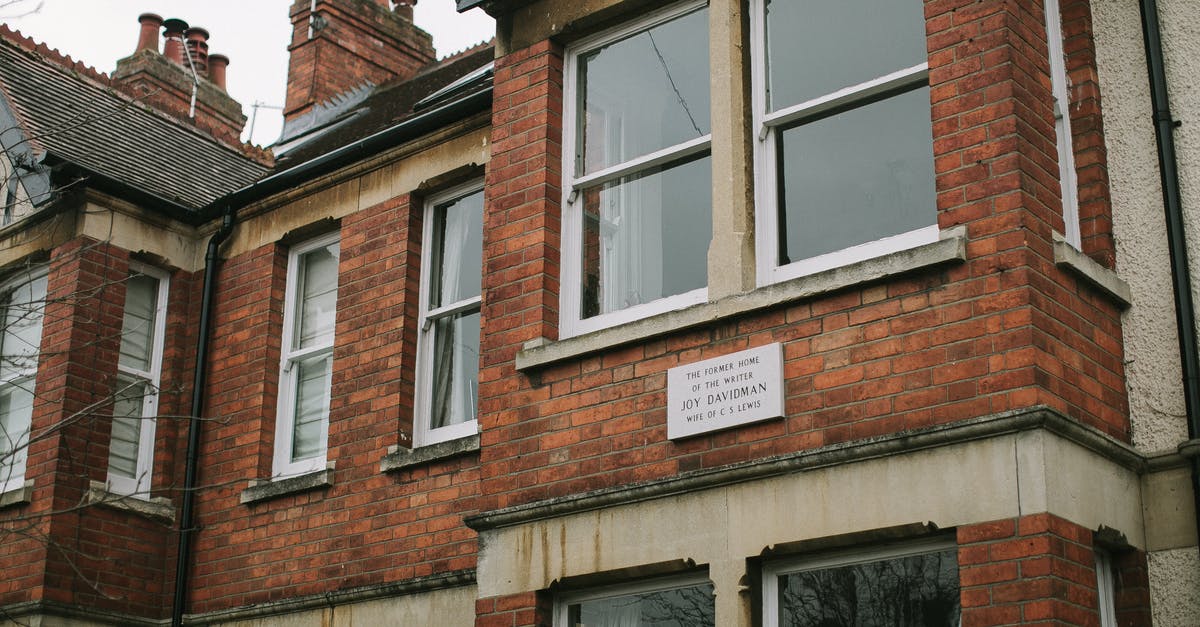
xmin=1138 ymin=0 xmax=1200 ymax=556
xmin=172 ymin=205 xmax=237 ymax=627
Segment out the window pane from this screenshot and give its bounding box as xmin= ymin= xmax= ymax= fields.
xmin=1 ymin=273 xmax=46 ymax=378
xmin=108 ymin=377 xmax=148 ymax=479
xmin=430 ymin=310 xmax=480 ymax=430
xmin=567 ymin=582 xmax=715 ymax=627
xmin=578 ymin=6 xmax=709 ymax=174
xmin=0 ymin=377 xmax=34 ymax=479
xmin=296 ymin=243 xmax=339 ymax=349
xmin=766 ymin=0 xmax=928 ymax=110
xmin=292 ymin=354 xmax=331 ymax=461
xmin=581 ymin=154 xmax=711 ymax=318
xmin=778 ymin=88 xmax=936 ymax=265
xmin=777 ymin=549 xmax=960 ymax=627
xmin=429 ymin=190 xmax=484 ymax=309
xmin=119 ymin=273 xmax=159 ymax=372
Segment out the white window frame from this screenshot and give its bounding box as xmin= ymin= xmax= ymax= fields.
xmin=554 ymin=571 xmax=714 ymax=627
xmin=1095 ymin=548 xmax=1117 ymax=627
xmin=0 ymin=266 xmax=47 ymax=495
xmin=559 ymin=0 xmax=711 ymax=338
xmin=749 ymin=0 xmax=940 ymax=287
xmin=106 ymin=263 xmax=169 ymax=498
xmin=414 ymin=180 xmax=484 ymax=447
xmin=762 ymin=537 xmax=959 ymax=627
xmin=273 ymin=233 xmax=340 ymax=478
xmin=1045 ymin=0 xmax=1081 ymax=249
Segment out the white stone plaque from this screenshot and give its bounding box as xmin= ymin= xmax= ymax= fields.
xmin=667 ymin=343 xmax=784 ymax=440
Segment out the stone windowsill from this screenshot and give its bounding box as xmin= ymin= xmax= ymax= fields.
xmin=380 ymin=434 xmax=481 ymax=473
xmin=240 ymin=465 xmax=335 ymax=505
xmin=0 ymin=480 xmax=33 ymax=509
xmin=1052 ymin=232 xmax=1131 ymax=308
xmin=517 ymin=226 xmax=968 ymax=371
xmin=85 ymin=481 xmax=176 ymax=522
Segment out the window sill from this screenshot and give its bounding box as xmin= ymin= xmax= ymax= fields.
xmin=0 ymin=480 xmax=33 ymax=509
xmin=240 ymin=465 xmax=335 ymax=505
xmin=1052 ymin=232 xmax=1131 ymax=308
xmin=380 ymin=434 xmax=481 ymax=473
xmin=85 ymin=481 xmax=175 ymax=522
xmin=517 ymin=226 xmax=967 ymax=371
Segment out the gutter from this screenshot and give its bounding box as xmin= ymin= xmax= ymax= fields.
xmin=168 ymin=80 xmax=491 ymax=625
xmin=1138 ymin=0 xmax=1200 ymax=557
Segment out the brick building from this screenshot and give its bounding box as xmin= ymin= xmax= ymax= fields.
xmin=0 ymin=0 xmax=1197 ymax=625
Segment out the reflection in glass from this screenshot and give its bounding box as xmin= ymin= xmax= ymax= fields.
xmin=292 ymin=355 xmax=330 ymax=461
xmin=430 ymin=311 xmax=480 ymax=430
xmin=777 ymin=549 xmax=959 ymax=627
xmin=568 ymin=582 xmax=715 ymax=627
xmin=578 ymin=6 xmax=709 ymax=174
xmin=581 ymin=154 xmax=711 ymax=318
xmin=765 ymin=0 xmax=928 ymax=111
xmin=778 ymin=88 xmax=936 ymax=265
xmin=296 ymin=244 xmax=339 ymax=350
xmin=0 ymin=273 xmax=47 ymax=379
xmin=108 ymin=377 xmax=148 ymax=479
xmin=0 ymin=377 xmax=33 ymax=477
xmin=119 ymin=274 xmax=159 ymax=372
xmin=430 ymin=190 xmax=484 ymax=308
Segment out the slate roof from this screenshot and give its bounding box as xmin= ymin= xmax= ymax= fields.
xmin=273 ymin=42 xmax=495 ymax=171
xmin=0 ymin=26 xmax=270 ymax=212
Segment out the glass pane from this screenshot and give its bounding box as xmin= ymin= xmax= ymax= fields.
xmin=567 ymin=582 xmax=715 ymax=627
xmin=429 ymin=310 xmax=480 ymax=430
xmin=119 ymin=273 xmax=159 ymax=372
xmin=0 ymin=377 xmax=34 ymax=478
xmin=1 ymin=273 xmax=47 ymax=378
xmin=295 ymin=243 xmax=339 ymax=350
xmin=778 ymin=549 xmax=960 ymax=627
xmin=778 ymin=88 xmax=936 ymax=265
xmin=578 ymin=7 xmax=710 ymax=174
xmin=429 ymin=190 xmax=484 ymax=309
xmin=108 ymin=377 xmax=149 ymax=479
xmin=581 ymin=154 xmax=711 ymax=318
xmin=766 ymin=0 xmax=928 ymax=110
xmin=291 ymin=354 xmax=330 ymax=461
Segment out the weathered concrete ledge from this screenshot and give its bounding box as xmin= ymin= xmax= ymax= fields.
xmin=1053 ymin=231 xmax=1132 ymax=308
xmin=0 ymin=599 xmax=162 ymax=626
xmin=0 ymin=479 xmax=32 ymax=509
xmin=86 ymin=480 xmax=176 ymax=522
xmin=240 ymin=466 xmax=335 ymax=505
xmin=184 ymin=569 xmax=476 ymax=625
xmin=464 ymin=406 xmax=1143 ymax=531
xmin=517 ymin=226 xmax=968 ymax=370
xmin=380 ymin=434 xmax=480 ymax=473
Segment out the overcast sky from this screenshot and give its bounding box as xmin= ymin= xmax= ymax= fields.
xmin=3 ymin=0 xmax=494 ymax=146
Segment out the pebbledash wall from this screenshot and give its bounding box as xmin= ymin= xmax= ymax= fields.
xmin=2 ymin=0 xmax=1198 ymax=625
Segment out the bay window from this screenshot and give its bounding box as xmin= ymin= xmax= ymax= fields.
xmin=561 ymin=0 xmax=712 ymax=337
xmin=415 ymin=183 xmax=483 ymax=446
xmin=274 ymin=234 xmax=339 ymax=477
xmin=752 ymin=0 xmax=939 ymax=285
xmin=0 ymin=267 xmax=46 ymax=495
xmin=107 ymin=264 xmax=168 ymax=497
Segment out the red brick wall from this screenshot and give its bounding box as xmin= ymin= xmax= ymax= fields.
xmin=186 ymin=195 xmax=480 ymax=614
xmin=475 ymin=591 xmax=550 ymax=627
xmin=958 ymin=514 xmax=1113 ymax=626
xmin=473 ymin=0 xmax=1126 ymax=514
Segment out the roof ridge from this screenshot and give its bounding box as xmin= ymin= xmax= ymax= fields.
xmin=434 ymin=38 xmax=495 ymax=65
xmin=0 ymin=24 xmax=112 ymax=87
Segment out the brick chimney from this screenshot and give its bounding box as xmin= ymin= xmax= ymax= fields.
xmin=283 ymin=0 xmax=436 ymax=124
xmin=111 ymin=14 xmax=248 ymax=146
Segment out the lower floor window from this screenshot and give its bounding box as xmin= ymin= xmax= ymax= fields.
xmin=763 ymin=539 xmax=959 ymax=627
xmin=557 ymin=574 xmax=715 ymax=627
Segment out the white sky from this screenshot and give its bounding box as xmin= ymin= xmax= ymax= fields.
xmin=3 ymin=0 xmax=494 ymax=146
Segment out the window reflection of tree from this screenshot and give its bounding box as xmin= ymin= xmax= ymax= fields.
xmin=574 ymin=584 xmax=715 ymax=627
xmin=778 ymin=550 xmax=959 ymax=627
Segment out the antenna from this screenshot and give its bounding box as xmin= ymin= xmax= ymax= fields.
xmin=248 ymin=102 xmax=284 ymax=145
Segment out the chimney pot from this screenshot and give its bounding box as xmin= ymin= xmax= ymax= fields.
xmin=208 ymin=54 xmax=229 ymax=91
xmin=161 ymin=18 xmax=189 ymax=65
xmin=393 ymin=0 xmax=417 ymax=21
xmin=135 ymin=13 xmax=163 ymax=54
xmin=185 ymin=26 xmax=211 ymax=74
